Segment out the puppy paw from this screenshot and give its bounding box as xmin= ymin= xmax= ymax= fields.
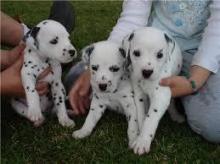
xmin=59 ymin=117 xmax=75 ymax=127
xmin=72 ymin=129 xmax=90 ymax=139
xmin=33 ymin=117 xmax=45 ymax=127
xmin=131 ymin=136 xmax=151 ymax=155
xmin=128 ymin=132 xmax=139 ymax=149
xmin=27 ymin=109 xmax=44 ymax=123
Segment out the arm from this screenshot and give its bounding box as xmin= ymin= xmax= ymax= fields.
xmin=108 ymin=0 xmax=153 ymax=44
xmin=160 ymin=1 xmax=220 ymax=97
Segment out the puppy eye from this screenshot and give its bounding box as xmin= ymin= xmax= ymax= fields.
xmin=109 ymin=66 xmax=120 ymax=72
xmin=91 ymin=65 xmax=98 ymax=71
xmin=133 ymin=50 xmax=140 ymax=57
xmin=157 ymin=51 xmax=163 ymax=59
xmin=50 ymin=37 xmax=58 ymax=44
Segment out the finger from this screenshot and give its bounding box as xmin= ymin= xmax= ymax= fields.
xmin=38 ymin=67 xmax=52 ymax=80
xmin=38 ymin=87 xmax=49 ymax=96
xmin=78 ymin=97 xmax=86 ymax=114
xmin=13 ymin=54 xmax=24 ymax=69
xmin=79 ymin=82 xmax=91 ymax=97
xmin=69 ymin=92 xmax=80 ymax=115
xmin=17 ymin=43 xmax=26 ymax=54
xmin=83 ymin=96 xmax=91 ymax=110
xmin=35 ymin=81 xmax=48 ymax=91
xmin=36 ymin=82 xmax=49 ymax=96
xmin=159 ymin=78 xmax=172 ymax=86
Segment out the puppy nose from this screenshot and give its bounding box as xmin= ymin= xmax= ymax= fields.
xmin=99 ymin=83 xmax=107 ymax=91
xmin=142 ymin=69 xmax=153 ymax=79
xmin=68 ymin=49 xmax=76 ymax=57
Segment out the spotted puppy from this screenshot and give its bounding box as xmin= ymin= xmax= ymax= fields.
xmin=72 ymin=41 xmax=139 ymax=147
xmin=123 ymin=27 xmax=185 ymax=155
xmin=11 ymin=20 xmax=76 ymax=127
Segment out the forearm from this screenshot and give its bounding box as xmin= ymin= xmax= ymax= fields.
xmin=189 ymin=65 xmax=211 ymax=92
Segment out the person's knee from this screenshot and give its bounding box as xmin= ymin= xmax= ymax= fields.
xmin=201 ymin=121 xmax=220 ymax=143
xmin=187 ymin=112 xmax=220 ymax=143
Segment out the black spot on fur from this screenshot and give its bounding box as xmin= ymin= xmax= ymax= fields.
xmin=154 ymin=109 xmax=158 ymax=112
xmin=113 ymin=89 xmax=117 ymax=93
xmin=32 ymin=90 xmax=35 ymax=92
xmin=26 ymin=86 xmax=30 ymax=90
xmin=85 ymin=45 xmax=94 ymax=57
xmin=99 ymin=105 xmax=103 ymax=108
xmin=57 ymin=103 xmax=60 ymax=106
xmin=156 ymin=87 xmax=159 ymax=90
xmin=30 ymin=26 xmax=40 ymax=39
xmin=94 ymin=93 xmax=99 ymax=99
xmin=150 ymin=134 xmax=153 ymax=138
xmin=28 ymin=61 xmax=32 ymax=64
xmin=43 ymin=21 xmax=48 ymax=25
xmin=139 ymin=98 xmax=143 ymax=102
xmin=128 ymin=33 xmax=134 ymax=41
xmin=55 ymin=83 xmax=59 ymax=86
xmin=123 ymin=95 xmax=127 ymax=98
xmin=119 ymin=48 xmax=126 ymax=58
xmin=28 ymin=49 xmax=31 ymax=53
xmin=164 ymin=33 xmax=172 ymax=44
xmin=147 ymin=114 xmax=149 ymax=117
xmin=127 ymin=115 xmax=131 ymax=121
xmin=91 ymin=108 xmax=94 ymax=111
xmin=45 ymin=58 xmax=49 ymax=63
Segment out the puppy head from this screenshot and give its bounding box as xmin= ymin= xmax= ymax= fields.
xmin=82 ymin=41 xmax=126 ymax=93
xmin=24 ymin=19 xmax=77 ymax=63
xmin=123 ymin=27 xmax=174 ymax=81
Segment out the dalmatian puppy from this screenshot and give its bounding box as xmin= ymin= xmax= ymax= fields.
xmin=72 ymin=41 xmax=139 ymax=147
xmin=122 ymin=27 xmax=185 ymax=155
xmin=11 ymin=20 xmax=76 ymax=127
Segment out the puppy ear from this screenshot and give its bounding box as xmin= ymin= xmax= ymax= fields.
xmin=122 ymin=33 xmax=133 ymax=69
xmin=119 ymin=48 xmax=126 ymax=58
xmin=164 ymin=33 xmax=175 ymax=54
xmin=30 ymin=26 xmax=40 ymax=39
xmin=81 ymin=45 xmax=95 ymax=64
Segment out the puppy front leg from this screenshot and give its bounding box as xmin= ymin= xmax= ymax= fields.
xmin=132 ymin=89 xmax=171 ymax=155
xmin=72 ymin=98 xmax=106 ymax=139
xmin=51 ymin=80 xmax=75 ymax=127
xmin=133 ymin=84 xmax=147 ymax=131
xmin=21 ymin=71 xmax=44 ymax=124
xmin=121 ymin=97 xmax=139 ymax=148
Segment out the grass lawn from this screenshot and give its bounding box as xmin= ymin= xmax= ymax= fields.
xmin=1 ymin=1 xmax=220 ymax=163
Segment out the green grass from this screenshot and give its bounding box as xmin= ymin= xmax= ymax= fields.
xmin=1 ymin=1 xmax=220 ymax=163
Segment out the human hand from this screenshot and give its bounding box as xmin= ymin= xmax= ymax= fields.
xmin=1 ymin=54 xmax=51 ymax=97
xmin=160 ymin=76 xmax=193 ymax=97
xmin=160 ymin=66 xmax=211 ymax=97
xmin=68 ymin=69 xmax=91 ymax=115
xmin=1 ymin=43 xmax=25 ymax=71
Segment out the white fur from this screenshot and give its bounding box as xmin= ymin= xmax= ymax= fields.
xmin=72 ymin=41 xmax=139 ymax=147
xmin=11 ymin=20 xmax=76 ymax=127
xmin=122 ymin=27 xmax=185 ymax=155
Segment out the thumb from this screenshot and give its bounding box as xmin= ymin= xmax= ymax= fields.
xmin=13 ymin=54 xmax=24 ymax=69
xmin=79 ymin=81 xmax=90 ymax=96
xmin=160 ymin=77 xmax=172 ymax=86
